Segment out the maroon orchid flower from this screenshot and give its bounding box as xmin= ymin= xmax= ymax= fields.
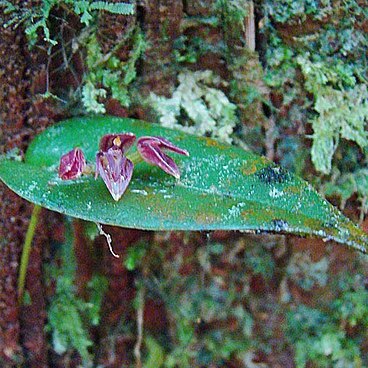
xmin=58 ymin=148 xmax=86 ymax=180
xmin=58 ymin=133 xmax=188 ymax=201
xmin=95 ymin=133 xmax=136 ymax=201
xmin=137 ymin=136 xmax=189 ymax=179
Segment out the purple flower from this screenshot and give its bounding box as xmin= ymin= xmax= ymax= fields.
xmin=137 ymin=136 xmax=189 ymax=179
xmin=58 ymin=148 xmax=86 ymax=180
xmin=95 ymin=134 xmax=136 ymax=201
xmin=59 ymin=133 xmax=189 ymax=201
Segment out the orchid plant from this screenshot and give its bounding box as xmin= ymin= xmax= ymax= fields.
xmin=1 ymin=116 xmax=368 ymax=304
xmin=59 ymin=133 xmax=189 ymax=201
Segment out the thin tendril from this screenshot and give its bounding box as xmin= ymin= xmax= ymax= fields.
xmin=96 ymin=223 xmax=119 ymax=258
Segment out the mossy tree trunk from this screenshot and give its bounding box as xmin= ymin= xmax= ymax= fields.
xmin=1 ymin=1 xmax=367 ymax=367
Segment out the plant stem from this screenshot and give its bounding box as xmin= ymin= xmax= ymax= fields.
xmin=18 ymin=204 xmax=42 ymax=306
xmin=127 ymin=150 xmax=144 ymax=165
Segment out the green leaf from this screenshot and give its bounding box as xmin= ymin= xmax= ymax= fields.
xmin=0 ymin=116 xmax=367 ymax=253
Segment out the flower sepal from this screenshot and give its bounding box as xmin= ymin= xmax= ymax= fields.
xmin=136 ymin=136 xmax=189 ymax=179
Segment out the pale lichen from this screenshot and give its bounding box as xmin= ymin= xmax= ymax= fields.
xmin=287 ymin=252 xmax=329 ymax=290
xmin=297 ymin=56 xmax=368 ymax=175
xmin=150 ymin=70 xmax=238 ymax=143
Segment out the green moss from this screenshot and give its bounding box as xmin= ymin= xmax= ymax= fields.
xmin=45 ymin=219 xmax=107 ymax=365
xmin=216 ymin=0 xmax=269 ymax=129
xmin=323 ymin=168 xmax=368 ymax=220
xmin=264 ymin=0 xmax=333 ymax=23
xmin=173 ymin=35 xmax=220 ymax=64
xmin=146 ymin=237 xmax=254 ymax=367
xmin=244 ymin=242 xmax=275 ymax=279
xmin=144 ymin=336 xmax=165 ymax=368
xmin=124 ymin=241 xmax=148 ymax=271
xmin=215 ymin=0 xmax=249 ymax=39
xmin=0 ymin=1 xmax=134 ymax=46
xmin=82 ymin=27 xmax=145 ymax=113
xmin=1 ymin=0 xmax=139 ymax=114
xmin=263 ymin=0 xmax=368 ymax=207
xmin=285 ymin=274 xmax=368 ymax=367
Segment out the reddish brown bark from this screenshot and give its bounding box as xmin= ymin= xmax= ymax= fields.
xmin=140 ymin=0 xmax=184 ymax=96
xmin=1 ymin=2 xmax=367 ymax=367
xmin=73 ymin=220 xmax=95 ymax=298
xmin=0 ymin=23 xmax=31 ymax=368
xmin=97 ymin=1 xmax=137 ymax=55
xmin=96 ymin=226 xmax=148 ymax=367
xmin=19 ymin=209 xmax=48 ymax=368
xmin=0 ymin=4 xmax=54 ymax=366
xmin=0 ymin=190 xmax=27 ymax=366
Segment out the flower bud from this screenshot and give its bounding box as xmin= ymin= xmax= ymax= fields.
xmin=58 ymin=148 xmax=86 ymax=180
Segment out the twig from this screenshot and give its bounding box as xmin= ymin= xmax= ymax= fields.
xmin=265 ymin=115 xmax=276 ymax=161
xmin=359 ymin=196 xmax=367 ymax=225
xmin=134 ymin=285 xmax=145 ymax=368
xmin=245 ymin=1 xmax=255 ymax=51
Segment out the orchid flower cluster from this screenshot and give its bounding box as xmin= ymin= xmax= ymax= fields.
xmin=58 ymin=133 xmax=189 ymax=201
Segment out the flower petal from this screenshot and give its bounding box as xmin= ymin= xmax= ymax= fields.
xmin=138 ymin=136 xmax=189 ymax=156
xmin=99 ymin=133 xmax=136 ymax=153
xmin=95 ymin=149 xmax=134 ymax=201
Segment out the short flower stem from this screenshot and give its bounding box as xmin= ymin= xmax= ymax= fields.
xmin=127 ymin=151 xmax=143 ymax=165
xmin=18 ymin=204 xmax=42 ymax=306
